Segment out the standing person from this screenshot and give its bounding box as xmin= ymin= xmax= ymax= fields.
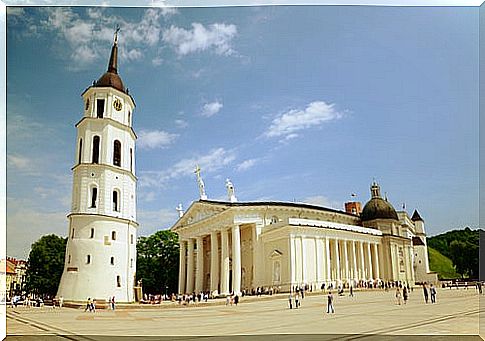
xmin=59 ymin=296 xmax=64 ymax=308
xmin=111 ymin=296 xmax=116 ymax=310
xmin=327 ymin=291 xmax=335 ymax=314
xmin=288 ymin=292 xmax=293 ymax=309
xmin=423 ymin=283 xmax=429 ymax=304
xmin=234 ymin=294 xmax=239 ymax=306
xmin=430 ymin=284 xmax=437 ymax=303
xmin=395 ymin=288 xmax=402 ymax=305
xmin=349 ymin=285 xmax=354 ymax=297
xmin=84 ymin=298 xmax=92 ymax=312
xmin=91 ymin=299 xmax=96 ymax=312
xmin=295 ymin=291 xmax=300 ymax=308
xmin=403 ymin=286 xmax=408 ymax=305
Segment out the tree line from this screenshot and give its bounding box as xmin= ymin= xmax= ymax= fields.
xmin=427 ymin=227 xmax=480 ymax=279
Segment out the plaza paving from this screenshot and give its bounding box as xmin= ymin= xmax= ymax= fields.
xmin=5 ymin=288 xmax=484 ymax=340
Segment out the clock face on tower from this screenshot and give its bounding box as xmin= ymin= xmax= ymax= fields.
xmin=113 ymin=98 xmax=123 ymax=111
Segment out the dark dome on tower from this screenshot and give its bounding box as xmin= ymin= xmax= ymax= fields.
xmin=361 ymin=182 xmax=399 ymax=221
xmin=93 ymin=29 xmax=126 ymax=93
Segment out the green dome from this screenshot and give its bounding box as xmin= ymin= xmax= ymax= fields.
xmin=361 ymin=197 xmax=399 ymax=221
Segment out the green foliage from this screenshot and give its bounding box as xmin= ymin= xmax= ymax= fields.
xmin=428 ymin=247 xmax=458 ymax=279
xmin=25 ymin=234 xmax=67 ymax=297
xmin=136 ymin=230 xmax=179 ymax=295
xmin=428 ymin=227 xmax=480 ymax=279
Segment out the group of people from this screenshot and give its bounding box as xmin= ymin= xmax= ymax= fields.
xmin=84 ymin=296 xmax=116 ymax=312
xmin=422 ymin=283 xmax=437 ymax=304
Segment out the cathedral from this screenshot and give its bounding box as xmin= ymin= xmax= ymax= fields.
xmin=171 ymin=181 xmax=438 ymax=295
xmin=57 ymin=31 xmax=138 ymax=303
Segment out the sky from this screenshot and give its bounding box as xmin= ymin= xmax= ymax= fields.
xmin=5 ymin=5 xmax=479 ymax=259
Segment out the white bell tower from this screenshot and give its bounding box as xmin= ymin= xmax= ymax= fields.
xmin=57 ymin=31 xmax=138 ymax=303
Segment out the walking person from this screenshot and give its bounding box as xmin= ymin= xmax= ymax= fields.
xmin=395 ymin=288 xmax=402 ymax=305
xmin=59 ymin=296 xmax=64 ymax=308
xmin=326 ymin=291 xmax=335 ymax=314
xmin=430 ymin=284 xmax=437 ymax=303
xmin=84 ymin=298 xmax=92 ymax=312
xmin=295 ymin=291 xmax=300 ymax=308
xmin=234 ymin=294 xmax=239 ymax=306
xmin=423 ymin=283 xmax=429 ymax=304
xmin=403 ymin=286 xmax=408 ymax=304
xmin=349 ymin=285 xmax=354 ymax=297
xmin=111 ymin=296 xmax=116 ymax=310
xmin=288 ymin=293 xmax=293 ymax=309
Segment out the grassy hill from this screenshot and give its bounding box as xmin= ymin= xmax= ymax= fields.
xmin=428 ymin=246 xmax=458 ymax=279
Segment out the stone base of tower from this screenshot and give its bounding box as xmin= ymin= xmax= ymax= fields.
xmin=56 ymin=214 xmax=138 ymax=303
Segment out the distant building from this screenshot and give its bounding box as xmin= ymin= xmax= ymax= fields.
xmin=171 ymin=181 xmax=437 ymax=295
xmin=3 ymin=257 xmax=27 ymax=298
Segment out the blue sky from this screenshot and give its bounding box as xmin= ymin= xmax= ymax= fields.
xmin=6 ymin=6 xmax=479 ymax=259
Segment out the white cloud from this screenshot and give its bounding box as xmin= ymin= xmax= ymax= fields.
xmin=201 ymin=101 xmax=223 ymax=117
xmin=265 ymin=101 xmax=343 ymax=139
xmin=299 ymin=195 xmax=342 ymax=210
xmin=236 ymin=159 xmax=258 ymax=172
xmin=138 ymin=129 xmax=178 ymax=149
xmin=175 ymin=119 xmax=188 ymax=128
xmin=7 ymin=154 xmax=30 ymax=171
xmin=139 ymin=147 xmax=236 ymax=188
xmin=152 ymin=56 xmax=164 ymax=66
xmin=162 ymin=23 xmax=237 ymax=56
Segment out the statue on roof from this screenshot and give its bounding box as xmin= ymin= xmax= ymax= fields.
xmin=225 ymin=178 xmax=237 ymax=202
xmin=194 ymin=165 xmax=207 ymax=200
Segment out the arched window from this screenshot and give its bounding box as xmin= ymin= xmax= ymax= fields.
xmin=113 ymin=140 xmax=121 ymax=166
xmin=90 ymin=228 xmax=94 ymax=238
xmin=116 ymin=275 xmax=121 ymax=287
xmin=112 ymin=231 xmax=117 ymax=240
xmin=129 ymin=148 xmax=133 ymax=172
xmin=68 ymin=255 xmax=71 ymax=264
xmin=128 ymin=111 xmax=131 ymax=126
xmin=113 ymin=190 xmax=120 ymax=212
xmin=71 ymin=228 xmax=75 ymax=239
xmin=130 ymin=234 xmax=134 ymax=244
xmin=90 ymin=187 xmax=98 ymax=208
xmin=92 ymin=136 xmax=100 ymax=164
xmin=78 ymin=139 xmax=83 ymax=164
xmin=86 ymin=255 xmax=91 ymax=264
xmin=110 ymin=257 xmax=115 ymax=265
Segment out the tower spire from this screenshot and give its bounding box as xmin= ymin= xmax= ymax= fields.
xmin=107 ymin=25 xmax=120 ymax=74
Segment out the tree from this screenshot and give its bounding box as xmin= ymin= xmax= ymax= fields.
xmin=24 ymin=234 xmax=67 ymax=297
xmin=449 ymin=240 xmax=467 ymax=278
xmin=136 ymin=230 xmax=179 ymax=295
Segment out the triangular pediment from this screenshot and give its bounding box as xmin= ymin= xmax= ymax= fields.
xmin=270 ymin=249 xmax=283 ymax=258
xmin=171 ymin=200 xmax=230 ymax=231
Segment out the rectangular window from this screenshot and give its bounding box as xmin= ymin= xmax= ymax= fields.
xmin=96 ymin=99 xmax=105 ymax=118
xmin=91 ymin=188 xmax=98 ymax=208
xmin=71 ymin=228 xmax=75 ymax=239
xmin=110 ymin=257 xmax=114 ymax=265
xmin=117 ymin=275 xmax=121 ymax=287
xmin=86 ymin=255 xmax=91 ymax=264
xmin=130 ymin=258 xmax=133 ymax=268
xmin=112 ymin=231 xmax=117 ymax=240
xmin=90 ymin=228 xmax=94 ymax=238
xmin=130 ymin=234 xmax=134 ymax=244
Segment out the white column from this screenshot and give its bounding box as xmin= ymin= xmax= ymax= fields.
xmin=373 ymin=243 xmax=380 ymax=279
xmin=359 ymin=241 xmax=365 ymax=280
xmin=343 ymin=240 xmax=349 ymax=282
xmin=334 ymin=239 xmax=341 ymax=281
xmin=232 ymin=225 xmax=241 ymax=295
xmin=220 ymin=228 xmax=230 ymax=294
xmin=325 ymin=237 xmax=331 ymax=282
xmin=352 ymin=241 xmax=358 ymax=281
xmin=178 ymin=240 xmax=187 ymax=294
xmin=210 ymin=231 xmax=219 ymax=294
xmin=195 ymin=236 xmax=204 ymax=293
xmin=367 ymin=242 xmax=373 ymax=280
xmin=290 ymin=235 xmax=296 ymax=286
xmin=301 ymin=237 xmax=307 ymax=284
xmin=186 ymin=239 xmax=195 ymax=293
xmin=315 ymin=238 xmax=323 ymax=285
